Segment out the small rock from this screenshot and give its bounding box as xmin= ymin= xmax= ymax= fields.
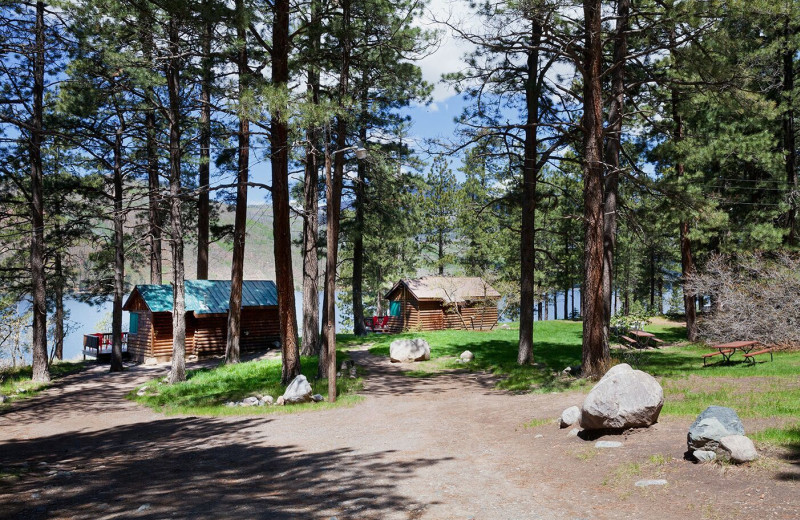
xmin=567 ymin=428 xmax=580 ymax=437
xmin=136 ymin=388 xmax=147 ymax=397
xmin=225 ymin=401 xmax=236 ymax=407
xmin=311 ymin=394 xmax=324 ymax=402
xmin=262 ymin=395 xmax=274 ymax=405
xmin=595 ymin=441 xmax=623 ymax=448
xmin=635 ymin=479 xmax=667 ymax=487
xmin=283 ymin=375 xmax=313 ymax=404
xmin=37 ymin=462 xmax=48 ymax=467
xmin=255 ymin=394 xmax=264 ymax=400
xmin=276 ymin=396 xmax=285 ymax=406
xmin=460 ymin=350 xmax=474 ymax=362
xmin=349 ymin=367 xmax=357 ymax=378
xmin=534 ymin=434 xmax=544 ymax=439
xmin=31 ymin=493 xmax=40 ymax=499
xmin=720 ymin=435 xmax=758 ymax=463
xmin=340 ymin=360 xmax=354 ymax=370
xmin=0 ymin=395 xmax=7 ymax=403
xmin=693 ymin=450 xmax=717 ymax=463
xmin=560 ymin=406 xmax=581 ymax=428
xmin=137 ymin=504 xmax=152 ymax=512
xmin=16 ymin=387 xmax=26 ymax=394
xmin=241 ymin=396 xmax=259 ymax=407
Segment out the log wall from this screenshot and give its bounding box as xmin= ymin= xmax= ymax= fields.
xmin=385 ymin=286 xmax=499 ymax=332
xmin=127 ymin=311 xmax=152 ymax=362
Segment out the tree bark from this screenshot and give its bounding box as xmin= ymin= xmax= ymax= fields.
xmin=517 ymin=18 xmax=542 ymax=365
xmin=140 ymin=7 xmax=162 ymax=285
xmin=581 ymin=0 xmax=609 ymax=377
xmin=167 ymin=15 xmax=186 ymax=384
xmin=271 ymin=0 xmax=300 ymax=385
xmin=301 ymin=0 xmax=322 ymax=355
xmin=54 ymin=250 xmax=64 ymax=361
xmin=197 ymin=3 xmax=212 ymax=280
xmin=111 ymin=125 xmax=125 ymax=372
xmin=352 ymin=92 xmax=368 ymax=337
xmin=30 ymin=1 xmax=49 ymax=383
xmin=602 ymin=0 xmax=628 ymax=344
xmin=226 ymin=0 xmax=249 ymax=365
xmin=671 ymin=26 xmax=697 ymax=341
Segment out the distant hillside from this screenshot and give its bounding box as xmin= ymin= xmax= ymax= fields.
xmin=127 ymin=204 xmax=306 ymax=288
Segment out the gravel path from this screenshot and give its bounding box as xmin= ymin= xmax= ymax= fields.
xmin=1 ymin=349 xmax=798 ymax=520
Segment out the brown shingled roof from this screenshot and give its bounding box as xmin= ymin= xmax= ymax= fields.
xmin=385 ymin=276 xmax=500 ymax=303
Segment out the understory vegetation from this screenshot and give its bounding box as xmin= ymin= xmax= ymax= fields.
xmin=130 ymin=353 xmax=363 ymax=416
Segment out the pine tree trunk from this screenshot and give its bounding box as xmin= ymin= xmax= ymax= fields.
xmin=544 ymin=293 xmax=549 ymax=320
xmin=111 ymin=126 xmax=125 ymax=372
xmin=54 ymin=252 xmax=64 ymax=361
xmin=30 ymin=1 xmax=49 ymax=383
xmin=517 ymin=18 xmax=542 ymax=365
xmin=602 ymin=0 xmax=628 ymax=346
xmin=537 ymin=300 xmax=542 ymax=321
xmin=167 ymin=16 xmax=186 ymax=384
xmin=226 ymin=6 xmax=249 ymax=365
xmin=272 ymin=0 xmax=300 ymax=385
xmin=197 ymin=6 xmax=212 ymax=280
xmin=140 ymin=8 xmax=162 ymax=285
xmin=301 ymin=0 xmax=322 ymax=355
xmin=581 ymin=0 xmax=609 ymax=377
xmin=352 ymin=99 xmax=368 ymax=337
xmin=318 ymin=267 xmax=328 ymax=378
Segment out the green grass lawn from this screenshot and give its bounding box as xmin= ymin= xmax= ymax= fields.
xmin=131 ymin=353 xmax=363 ymax=416
xmin=0 ymin=361 xmax=87 ymax=406
xmin=350 ymin=320 xmax=800 ymax=447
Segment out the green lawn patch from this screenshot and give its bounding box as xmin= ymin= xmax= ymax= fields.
xmin=0 ymin=361 xmax=87 ymax=406
xmin=130 ymin=353 xmax=363 ymax=416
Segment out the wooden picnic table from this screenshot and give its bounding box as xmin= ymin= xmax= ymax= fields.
xmin=628 ymin=329 xmax=657 ymax=348
xmin=703 ymin=340 xmax=760 ymax=365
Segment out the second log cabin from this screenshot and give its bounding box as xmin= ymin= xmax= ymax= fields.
xmin=122 ymin=279 xmax=280 ymax=364
xmin=383 ymin=276 xmax=501 ymax=332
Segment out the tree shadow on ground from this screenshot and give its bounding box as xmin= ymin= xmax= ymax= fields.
xmin=0 ymin=416 xmax=447 ymax=519
xmin=775 ymin=427 xmax=800 ymax=482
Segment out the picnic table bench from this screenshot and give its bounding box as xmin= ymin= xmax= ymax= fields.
xmin=703 ymin=341 xmax=772 ymax=365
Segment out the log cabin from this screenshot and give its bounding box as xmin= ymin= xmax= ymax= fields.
xmin=383 ymin=276 xmax=501 ymax=332
xmin=122 ymin=279 xmax=280 ymax=364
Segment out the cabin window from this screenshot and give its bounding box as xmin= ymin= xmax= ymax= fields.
xmin=129 ymin=312 xmax=139 ymax=335
xmin=390 ymin=301 xmax=401 ymax=317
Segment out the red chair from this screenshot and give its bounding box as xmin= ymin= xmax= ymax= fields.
xmin=375 ymin=316 xmax=390 ymax=333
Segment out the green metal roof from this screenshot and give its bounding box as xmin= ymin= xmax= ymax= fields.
xmin=130 ymin=280 xmax=278 ymax=314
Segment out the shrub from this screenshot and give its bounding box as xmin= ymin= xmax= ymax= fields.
xmin=685 ymin=252 xmax=800 ymax=348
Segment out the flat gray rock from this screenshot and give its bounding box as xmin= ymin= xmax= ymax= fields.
xmin=687 ymin=406 xmax=745 ymax=452
xmin=693 ymin=450 xmax=717 ymax=463
xmin=595 ymin=440 xmax=623 ymax=448
xmin=581 ymin=364 xmax=664 ymax=430
xmin=720 ymin=435 xmax=758 ymax=463
xmin=567 ymin=428 xmax=580 ymax=437
xmin=635 ymin=479 xmax=667 ymax=487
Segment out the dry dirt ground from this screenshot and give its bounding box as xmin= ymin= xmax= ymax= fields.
xmin=1 ymin=348 xmax=798 ymax=520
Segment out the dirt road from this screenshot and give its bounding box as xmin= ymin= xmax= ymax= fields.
xmin=1 ymin=350 xmax=798 ymax=519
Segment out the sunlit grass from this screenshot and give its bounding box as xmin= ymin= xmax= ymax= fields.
xmin=131 ymin=353 xmax=363 ymax=416
xmin=0 ymin=361 xmax=87 ymax=406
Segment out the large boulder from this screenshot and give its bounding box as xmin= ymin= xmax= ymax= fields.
xmin=580 ymin=363 xmax=664 ymax=430
xmin=389 ymin=338 xmax=431 ymax=363
xmin=282 ymin=375 xmax=313 ymax=404
xmin=687 ymin=406 xmax=745 ymax=452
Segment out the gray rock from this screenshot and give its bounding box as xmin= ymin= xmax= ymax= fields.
xmin=720 ymin=435 xmax=758 ymax=463
xmin=567 ymin=428 xmax=580 ymax=437
xmin=581 ymin=364 xmax=664 ymax=430
xmin=340 ymin=360 xmax=354 ymax=370
xmin=225 ymin=401 xmax=236 ymax=407
xmin=595 ymin=440 xmax=623 ymax=448
xmin=262 ymin=395 xmax=274 ymax=405
xmin=560 ymin=406 xmax=581 ymax=428
xmin=137 ymin=504 xmax=152 ymax=512
xmin=311 ymin=394 xmax=324 ymax=402
xmin=534 ymin=434 xmax=544 ymax=439
xmin=275 ymin=396 xmax=285 ymax=406
xmin=390 ymin=338 xmax=431 ymax=363
xmin=687 ymin=406 xmax=745 ymax=452
xmin=136 ymin=388 xmax=147 ymax=397
xmin=0 ymin=394 xmax=7 ymax=403
xmin=635 ymin=479 xmax=667 ymax=487
xmin=16 ymin=387 xmax=26 ymax=394
xmin=241 ymin=396 xmax=259 ymax=407
xmin=349 ymin=366 xmax=358 ymax=378
xmin=282 ymin=375 xmax=313 ymax=404
xmin=460 ymin=350 xmax=474 ymax=362
xmin=693 ymin=450 xmax=717 ymax=463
